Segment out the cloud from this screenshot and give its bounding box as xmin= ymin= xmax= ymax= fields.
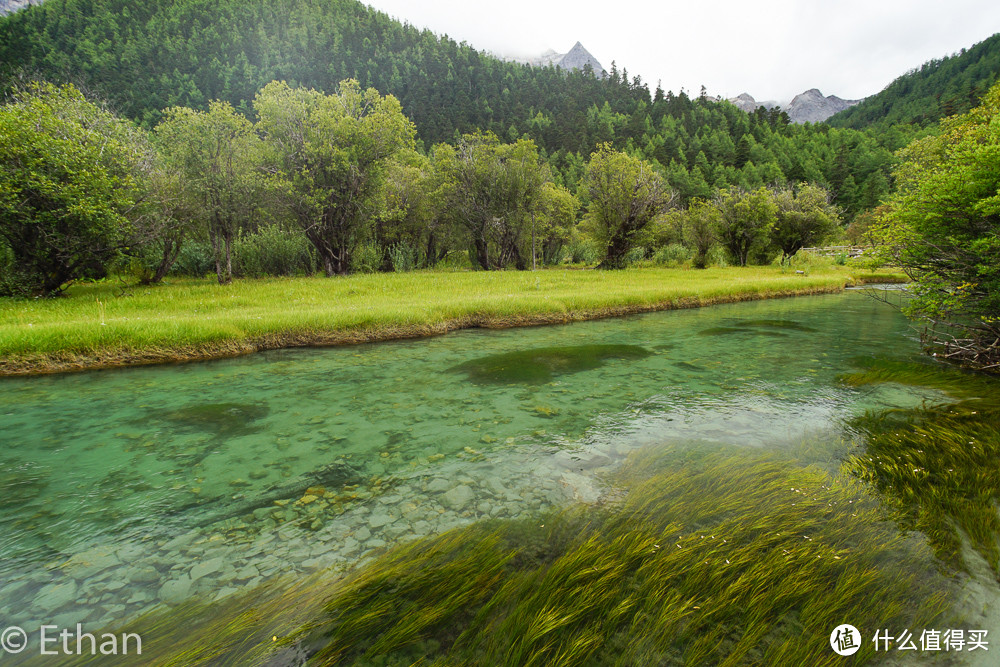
xmin=364 ymin=0 xmax=1000 ymax=102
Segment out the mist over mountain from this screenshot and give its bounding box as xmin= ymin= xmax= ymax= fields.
xmin=828 ymin=31 xmax=1000 ymax=129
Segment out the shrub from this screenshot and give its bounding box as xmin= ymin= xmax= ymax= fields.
xmin=705 ymin=245 xmax=729 ymax=268
xmin=350 ymin=242 xmax=381 ymax=274
xmin=233 ymin=225 xmax=315 ymax=278
xmin=623 ymin=246 xmax=646 ymax=266
xmin=171 ymin=241 xmax=215 ymax=277
xmin=566 ymin=239 xmax=599 ymax=265
xmin=387 ymin=243 xmax=420 ymax=272
xmin=651 ymin=243 xmax=691 ymax=267
xmin=788 ymin=251 xmax=835 ymax=272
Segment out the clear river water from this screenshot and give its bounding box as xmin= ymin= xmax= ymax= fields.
xmin=1 ymin=288 xmax=997 ymax=664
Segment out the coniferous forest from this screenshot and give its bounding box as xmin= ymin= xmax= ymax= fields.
xmin=0 ymin=0 xmax=924 ymax=212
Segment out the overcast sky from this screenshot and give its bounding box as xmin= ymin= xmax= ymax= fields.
xmin=363 ymin=0 xmax=1000 ymax=103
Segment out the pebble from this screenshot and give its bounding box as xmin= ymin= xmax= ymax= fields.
xmin=426 ymin=477 xmax=451 ymax=493
xmin=157 ymin=576 xmax=192 ymax=605
xmin=127 ymin=566 xmax=160 ymax=584
xmin=12 ymin=436 xmax=627 ymax=635
xmin=34 ymin=580 xmax=78 ymax=611
xmin=62 ymin=546 xmax=120 ymax=579
xmin=442 ymin=485 xmax=475 ymax=511
xmin=190 ymin=557 xmax=225 ymax=582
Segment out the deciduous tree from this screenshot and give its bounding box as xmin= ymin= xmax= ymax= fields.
xmin=584 ymin=144 xmax=673 ymax=269
xmin=0 ymin=82 xmax=147 ymax=296
xmin=771 ymin=183 xmax=840 ymax=262
xmin=711 ymin=186 xmax=777 ymax=266
xmin=436 ymin=132 xmax=545 ymax=270
xmin=155 ymin=101 xmax=265 ymax=285
xmin=254 ymin=79 xmax=416 ymax=276
xmin=878 ymin=81 xmax=1000 ymax=371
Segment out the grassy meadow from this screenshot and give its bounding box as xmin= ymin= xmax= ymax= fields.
xmin=0 ymin=265 xmax=904 ymax=375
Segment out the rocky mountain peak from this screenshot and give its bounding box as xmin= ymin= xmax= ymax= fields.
xmin=523 ymin=42 xmax=606 ymax=77
xmin=729 ymin=93 xmax=759 ymax=113
xmin=727 ymin=88 xmax=861 ymax=124
xmin=786 ymin=89 xmax=861 ymax=123
xmin=0 ymin=0 xmax=43 ymax=16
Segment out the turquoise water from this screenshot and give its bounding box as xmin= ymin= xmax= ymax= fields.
xmin=0 ymin=289 xmax=962 ymax=639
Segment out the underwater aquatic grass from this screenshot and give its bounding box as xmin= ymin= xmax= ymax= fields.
xmin=287 ymin=444 xmax=950 ymax=666
xmin=841 ymin=357 xmax=1000 ymax=572
xmin=41 ymin=442 xmax=955 ymax=666
xmin=0 ymin=266 xmax=903 ymax=375
xmin=449 ymin=344 xmax=652 ymax=384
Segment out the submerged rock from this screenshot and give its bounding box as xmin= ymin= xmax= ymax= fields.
xmin=62 ymin=546 xmax=120 ymax=579
xmin=157 ymin=576 xmax=191 ymax=605
xmin=442 ymin=485 xmax=476 ymax=511
xmin=34 ymin=580 xmax=78 ymax=611
xmin=190 ymin=557 xmax=225 ymax=582
xmin=152 ymin=402 xmax=270 ymax=439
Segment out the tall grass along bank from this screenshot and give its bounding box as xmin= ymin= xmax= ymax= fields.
xmin=0 ymin=266 xmax=904 ymax=375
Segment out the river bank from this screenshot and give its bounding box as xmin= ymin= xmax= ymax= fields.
xmin=0 ymin=266 xmax=906 ymax=376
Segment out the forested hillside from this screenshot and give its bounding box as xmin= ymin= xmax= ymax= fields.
xmin=0 ymin=0 xmax=915 ymax=216
xmin=828 ymin=32 xmax=1000 ymax=130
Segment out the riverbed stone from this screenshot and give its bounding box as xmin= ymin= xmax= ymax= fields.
xmin=126 ymin=591 xmax=152 ymax=605
xmin=426 ymin=477 xmax=451 ymax=493
xmin=354 ymin=526 xmax=372 ymax=542
xmin=257 ymin=555 xmax=283 ymax=576
xmin=34 ymin=580 xmax=78 ymax=610
xmin=442 ymin=485 xmax=475 ymax=511
xmin=484 ymin=478 xmax=508 ymax=496
xmin=367 ymin=511 xmax=393 ymax=528
xmin=158 ymin=576 xmax=191 ymax=605
xmin=126 ymin=565 xmax=160 ymax=584
xmin=62 ymin=546 xmax=120 ymax=579
xmin=102 ymin=579 xmax=127 ymax=592
xmin=213 ymin=586 xmax=240 ymax=602
xmin=341 ymin=537 xmax=360 ymax=556
xmin=52 ymin=610 xmax=92 ymax=628
xmin=383 ymin=523 xmax=409 ymax=540
xmin=162 ymin=533 xmax=196 ymax=551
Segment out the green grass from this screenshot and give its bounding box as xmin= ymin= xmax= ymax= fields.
xmin=0 ymin=266 xmax=904 ymax=374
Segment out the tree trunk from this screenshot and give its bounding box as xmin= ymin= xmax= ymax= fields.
xmin=332 ymin=245 xmax=350 ymax=275
xmin=223 ymin=232 xmax=233 ymax=284
xmin=211 ymin=229 xmax=225 ymax=285
xmin=426 ymin=233 xmax=438 ymax=269
xmin=474 ymin=237 xmax=490 ymax=271
xmin=148 ymin=238 xmax=182 ymax=284
xmin=600 ymin=233 xmax=630 ymax=269
xmin=531 ymin=212 xmax=536 ymax=271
